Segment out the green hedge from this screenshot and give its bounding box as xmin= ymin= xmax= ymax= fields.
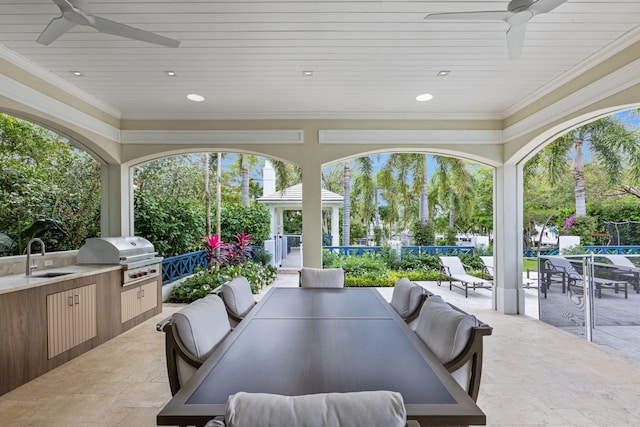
xmin=170 ymin=261 xmax=277 ymax=303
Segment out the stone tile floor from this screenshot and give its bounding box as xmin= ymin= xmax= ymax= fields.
xmin=2 ymin=274 xmax=640 ymax=426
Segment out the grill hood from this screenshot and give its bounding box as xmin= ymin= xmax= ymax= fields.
xmin=77 ymin=236 xmax=160 ymax=268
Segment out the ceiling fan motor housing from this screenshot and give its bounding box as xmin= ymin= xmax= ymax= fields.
xmin=508 ymin=0 xmax=537 ymax=13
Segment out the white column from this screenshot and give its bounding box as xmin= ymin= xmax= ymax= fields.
xmin=101 ymin=164 xmax=133 ymax=237
xmin=302 ymin=162 xmax=323 ymax=268
xmin=277 ymin=208 xmax=284 ymax=235
xmin=269 ymin=206 xmax=277 ymax=238
xmin=493 ymin=164 xmax=525 ymax=314
xmin=331 ymin=206 xmax=340 ymax=246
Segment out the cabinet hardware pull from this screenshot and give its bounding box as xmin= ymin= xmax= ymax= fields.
xmin=141 ymin=289 xmax=145 ymax=298
xmin=74 ymin=294 xmax=79 ymax=305
xmin=68 ymin=296 xmax=74 ymax=306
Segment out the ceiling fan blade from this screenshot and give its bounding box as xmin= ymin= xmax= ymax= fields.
xmin=424 ymin=10 xmax=509 ymax=21
xmin=37 ymin=16 xmax=76 ymax=45
xmin=506 ymin=23 xmax=527 ymax=60
xmin=528 ymin=0 xmax=568 ymax=15
xmin=90 ymin=15 xmax=180 ymax=47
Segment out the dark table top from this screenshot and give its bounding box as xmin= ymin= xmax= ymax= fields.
xmin=157 ymin=287 xmax=486 ymax=426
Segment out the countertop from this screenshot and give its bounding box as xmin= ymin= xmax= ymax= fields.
xmin=0 ymin=265 xmax=122 ymax=295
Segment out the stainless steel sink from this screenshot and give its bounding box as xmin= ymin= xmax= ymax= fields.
xmin=31 ymin=272 xmax=73 ymax=278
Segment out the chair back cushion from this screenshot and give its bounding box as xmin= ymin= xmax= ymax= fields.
xmin=222 ymin=276 xmax=255 ymax=318
xmin=300 ymin=267 xmax=345 ymax=288
xmin=390 ymin=278 xmax=424 ymax=319
xmin=415 ymin=295 xmax=478 ymax=364
xmin=415 ymin=295 xmax=478 ymax=390
xmin=225 ymin=391 xmax=406 ymax=427
xmin=172 ymin=294 xmax=231 ymax=360
xmin=439 ymin=256 xmax=466 ymax=276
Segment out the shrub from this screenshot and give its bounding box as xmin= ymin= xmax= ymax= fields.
xmin=251 ymin=247 xmax=272 ymax=266
xmin=412 ymin=221 xmax=435 ymax=246
xmin=170 ymin=261 xmax=277 ymax=303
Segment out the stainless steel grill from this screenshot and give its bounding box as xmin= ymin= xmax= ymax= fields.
xmin=77 ymin=236 xmax=163 ymax=286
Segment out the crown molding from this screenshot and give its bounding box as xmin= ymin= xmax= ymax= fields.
xmin=121 ymin=129 xmax=304 ymax=145
xmin=1 ymin=72 xmax=121 ymax=143
xmin=503 ymin=57 xmax=640 ymax=142
xmin=504 ymin=26 xmax=640 ymax=118
xmin=319 ymin=129 xmax=502 ymax=145
xmin=0 ymin=45 xmax=121 ymax=119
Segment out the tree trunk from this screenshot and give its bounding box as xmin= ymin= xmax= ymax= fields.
xmin=240 ymin=155 xmax=250 ymax=206
xmin=419 ymin=156 xmax=429 ymax=224
xmin=216 ymin=153 xmax=222 ymax=263
xmin=449 ymin=207 xmax=455 ymax=230
xmin=204 ymin=153 xmax=211 ymax=236
xmin=342 ymin=162 xmax=351 ymax=246
xmin=571 ymin=141 xmax=586 ymax=216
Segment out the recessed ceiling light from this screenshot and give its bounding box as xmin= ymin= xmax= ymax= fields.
xmin=437 ymin=70 xmax=450 ymax=76
xmin=165 ymin=71 xmax=177 ymax=77
xmin=71 ymin=71 xmax=82 ymax=76
xmin=303 ymin=71 xmax=313 ymax=76
xmin=416 ymin=93 xmax=434 ymax=102
xmin=187 ymin=93 xmax=205 ymax=102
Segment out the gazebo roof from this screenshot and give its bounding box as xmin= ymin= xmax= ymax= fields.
xmin=258 ymin=184 xmax=343 ymax=206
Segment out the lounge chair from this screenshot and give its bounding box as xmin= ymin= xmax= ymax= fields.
xmin=479 ymin=256 xmax=494 ymax=280
xmin=544 ymin=256 xmax=628 ymax=299
xmin=599 ymin=254 xmax=640 ymax=293
xmin=438 ymin=256 xmax=492 ymax=297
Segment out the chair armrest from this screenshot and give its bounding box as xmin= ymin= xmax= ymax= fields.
xmin=406 ymin=421 xmax=422 ymax=427
xmin=156 ymin=315 xmax=173 ymax=332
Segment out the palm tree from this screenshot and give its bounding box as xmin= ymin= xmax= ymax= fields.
xmin=384 ymin=153 xmax=429 ymax=225
xmin=234 ymin=154 xmax=259 ymax=206
xmin=540 ymin=115 xmax=640 ymax=217
xmin=429 ymin=157 xmax=473 ymax=231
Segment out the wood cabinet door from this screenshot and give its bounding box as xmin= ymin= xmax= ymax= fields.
xmin=120 ymin=286 xmax=140 ymax=323
xmin=47 ymin=289 xmax=75 ymax=358
xmin=73 ymin=284 xmax=97 ymax=347
xmin=47 ymin=283 xmax=97 ymax=359
xmin=140 ymin=281 xmax=158 ymax=314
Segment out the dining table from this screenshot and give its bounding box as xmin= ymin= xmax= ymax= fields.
xmin=157 ymin=287 xmax=486 ymax=426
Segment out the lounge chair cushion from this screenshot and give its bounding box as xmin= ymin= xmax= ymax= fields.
xmin=171 ymin=294 xmax=230 ymax=360
xmin=390 ymin=278 xmax=424 ymax=319
xmin=222 ymin=276 xmax=255 ymax=318
xmin=415 ymin=295 xmax=478 ymax=364
xmin=224 ymin=391 xmax=407 ymax=427
xmin=300 ymin=267 xmax=345 ymax=288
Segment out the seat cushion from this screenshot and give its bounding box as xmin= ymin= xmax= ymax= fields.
xmin=299 ymin=267 xmax=345 ymax=288
xmin=415 ymin=295 xmax=478 ymax=364
xmin=225 ymin=391 xmax=406 ymax=427
xmin=390 ymin=278 xmax=424 ymax=319
xmin=172 ymin=294 xmax=230 ymax=360
xmin=222 ymin=276 xmax=255 ymax=318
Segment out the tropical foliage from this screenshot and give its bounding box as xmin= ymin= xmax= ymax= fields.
xmin=0 ymin=114 xmax=101 ymax=254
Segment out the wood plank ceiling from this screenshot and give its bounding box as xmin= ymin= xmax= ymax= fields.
xmin=1 ymin=0 xmax=639 ymax=120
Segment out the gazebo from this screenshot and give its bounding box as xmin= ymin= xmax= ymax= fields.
xmin=257 ymin=161 xmax=343 ymax=247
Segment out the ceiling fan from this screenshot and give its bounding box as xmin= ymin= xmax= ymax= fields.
xmin=37 ymin=0 xmax=180 ymax=48
xmin=424 ymin=0 xmax=567 ymax=60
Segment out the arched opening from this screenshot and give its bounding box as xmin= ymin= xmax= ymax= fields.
xmin=0 ymin=113 xmax=102 ymax=256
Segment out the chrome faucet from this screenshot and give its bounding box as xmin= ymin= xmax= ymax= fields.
xmin=26 ymin=238 xmax=45 ymax=276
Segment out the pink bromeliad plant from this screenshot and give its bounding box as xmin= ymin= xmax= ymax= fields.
xmin=204 ymin=234 xmax=228 ymax=269
xmin=203 ymin=232 xmax=254 ymax=269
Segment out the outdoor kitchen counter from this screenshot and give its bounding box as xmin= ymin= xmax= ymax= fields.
xmin=0 ymin=264 xmax=122 ymax=295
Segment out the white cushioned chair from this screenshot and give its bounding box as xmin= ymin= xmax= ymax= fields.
xmin=389 ymin=278 xmax=427 ymax=329
xmin=414 ymin=295 xmax=492 ymax=401
xmin=205 ymin=390 xmax=420 ymax=427
xmin=438 ymin=256 xmax=492 ymax=297
xmin=156 ymin=294 xmax=231 ymax=395
xmin=299 ymin=267 xmax=345 ymax=288
xmin=220 ymin=276 xmax=256 ymax=326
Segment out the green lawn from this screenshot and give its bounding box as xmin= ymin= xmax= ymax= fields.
xmin=523 ymin=258 xmax=538 ymax=272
